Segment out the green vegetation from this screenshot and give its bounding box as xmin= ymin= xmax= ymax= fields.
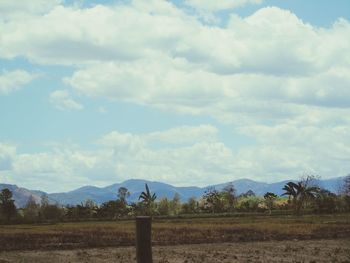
xmin=1 ymin=175 xmax=350 ymax=224
xmin=264 ymin=192 xmax=277 ymax=214
xmin=282 ymin=176 xmax=320 ymax=214
xmin=138 ymin=183 xmax=157 ymax=216
xmin=0 ymin=188 xmax=16 ymax=222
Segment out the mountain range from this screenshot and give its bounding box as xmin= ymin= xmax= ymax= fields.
xmin=0 ymin=177 xmax=345 ymax=208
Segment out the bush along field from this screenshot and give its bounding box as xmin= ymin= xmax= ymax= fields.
xmin=0 ymin=175 xmax=349 ymax=251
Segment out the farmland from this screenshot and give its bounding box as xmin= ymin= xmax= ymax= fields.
xmin=0 ymin=214 xmax=349 ymax=262
xmin=1 ymin=239 xmax=350 ymax=263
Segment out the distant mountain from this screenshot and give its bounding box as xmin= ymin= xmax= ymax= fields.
xmin=213 ymin=179 xmax=270 ymax=195
xmin=48 ymin=179 xmax=203 ymax=206
xmin=0 ymin=184 xmax=45 ymax=208
xmin=49 ymin=185 xmax=118 ymax=206
xmin=0 ymin=176 xmax=346 ymax=207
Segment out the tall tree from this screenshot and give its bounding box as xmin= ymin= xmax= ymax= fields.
xmin=314 ymin=189 xmax=337 ymax=213
xmin=223 ymin=182 xmax=236 ymax=212
xmin=40 ymin=193 xmax=49 ymax=207
xmin=181 ymin=197 xmax=198 ymax=214
xmin=84 ymin=199 xmax=98 ymax=218
xmin=98 ymin=200 xmax=127 ymax=219
xmin=282 ymin=176 xmax=319 ymax=214
xmin=282 ymin=181 xmax=298 ymax=201
xmin=24 ymin=195 xmax=39 ymax=222
xmin=264 ymin=192 xmax=277 ymax=214
xmin=0 ymin=188 xmax=17 ymax=221
xmin=39 ymin=193 xmax=62 ymax=221
xmin=117 ymin=187 xmax=130 ymax=204
xmin=342 ymin=175 xmax=350 ymax=196
xmin=202 ymin=187 xmax=224 ymax=213
xmin=158 ymin=197 xmax=170 ymax=216
xmin=169 ymin=193 xmax=181 ymax=215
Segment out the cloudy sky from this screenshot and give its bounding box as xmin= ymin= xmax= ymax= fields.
xmin=0 ymin=0 xmax=350 ymax=192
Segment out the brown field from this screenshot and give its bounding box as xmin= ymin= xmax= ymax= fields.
xmin=0 ymin=239 xmax=350 ymax=262
xmin=0 ymin=214 xmax=349 ymax=262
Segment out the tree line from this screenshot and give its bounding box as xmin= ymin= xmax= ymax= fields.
xmin=1 ymin=175 xmax=349 ymax=224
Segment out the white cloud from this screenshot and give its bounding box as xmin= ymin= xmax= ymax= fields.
xmin=1 ymin=2 xmax=350 ymax=190
xmin=50 ymin=89 xmax=83 ymax=110
xmin=64 ymin=58 xmax=234 ymax=117
xmin=185 ymin=0 xmax=263 ymax=12
xmin=0 ymin=70 xmax=37 ymax=95
xmin=11 ymin=149 xmax=106 ymax=192
xmin=1 ymin=126 xmax=231 ymax=191
xmin=236 ymin=123 xmax=350 ymax=181
xmin=0 ymin=143 xmax=16 ymax=171
xmin=146 ymin=125 xmax=218 ymax=145
xmin=99 ymin=131 xmax=145 ymax=155
xmin=89 ymin=125 xmax=236 ymax=187
xmin=54 ymin=5 xmax=350 ymax=127
xmin=0 ymin=2 xmax=195 ymax=64
xmin=2 ymin=122 xmax=350 ymax=192
xmin=0 ymin=0 xmax=62 ymax=20
xmin=99 ymin=125 xmax=218 ymax=148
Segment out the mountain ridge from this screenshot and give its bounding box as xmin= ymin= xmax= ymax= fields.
xmin=0 ymin=177 xmax=345 ymax=207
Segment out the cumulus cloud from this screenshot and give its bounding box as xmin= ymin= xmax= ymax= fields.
xmin=11 ymin=149 xmax=107 ymax=192
xmin=0 ymin=143 xmax=16 ymax=171
xmin=3 ymin=123 xmax=350 ymax=192
xmin=0 ymin=0 xmax=62 ymax=20
xmin=236 ymin=123 xmax=350 ymax=181
xmin=185 ymin=0 xmax=263 ymax=12
xmin=50 ymin=89 xmax=83 ymax=110
xmin=56 ymin=5 xmax=350 ymax=127
xmin=1 ymin=4 xmax=349 ymax=121
xmin=1 ymin=2 xmax=350 ymax=189
xmin=1 ymin=125 xmax=230 ymax=191
xmin=99 ymin=125 xmax=218 ymax=148
xmin=0 ymin=1 xmax=194 ymax=64
xmin=0 ymin=70 xmax=37 ymax=95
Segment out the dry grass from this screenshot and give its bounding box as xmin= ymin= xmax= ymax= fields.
xmin=0 ymin=214 xmax=349 ymax=251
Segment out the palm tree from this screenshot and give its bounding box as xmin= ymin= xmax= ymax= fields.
xmin=282 ymin=180 xmax=319 ymax=214
xmin=282 ymin=182 xmax=299 ymax=212
xmin=298 ymin=182 xmax=319 ymax=208
xmin=139 ymin=184 xmax=157 ymax=216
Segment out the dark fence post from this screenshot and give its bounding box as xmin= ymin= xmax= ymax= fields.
xmin=136 ymin=216 xmax=153 ymax=263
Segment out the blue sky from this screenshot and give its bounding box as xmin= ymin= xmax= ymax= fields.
xmin=0 ymin=0 xmax=350 ymax=192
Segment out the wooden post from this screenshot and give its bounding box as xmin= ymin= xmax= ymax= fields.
xmin=136 ymin=216 xmax=153 ymax=263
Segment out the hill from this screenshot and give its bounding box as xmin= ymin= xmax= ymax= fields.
xmin=0 ymin=184 xmax=45 ymax=208
xmin=0 ymin=176 xmax=345 ymax=207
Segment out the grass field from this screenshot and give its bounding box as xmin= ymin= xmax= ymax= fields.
xmin=0 ymin=214 xmax=349 ymax=251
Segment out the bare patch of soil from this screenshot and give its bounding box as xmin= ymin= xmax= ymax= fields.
xmin=0 ymin=239 xmax=349 ymax=263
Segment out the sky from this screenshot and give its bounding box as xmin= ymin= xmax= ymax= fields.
xmin=0 ymin=0 xmax=350 ymax=193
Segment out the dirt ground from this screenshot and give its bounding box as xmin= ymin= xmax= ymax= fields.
xmin=0 ymin=239 xmax=349 ymax=263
